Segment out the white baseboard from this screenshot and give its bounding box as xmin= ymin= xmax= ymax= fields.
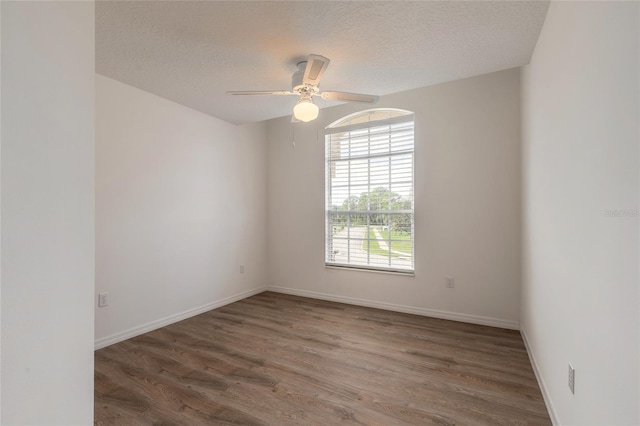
xmin=94 ymin=286 xmax=268 ymax=350
xmin=520 ymin=325 xmax=560 ymax=426
xmin=266 ymin=286 xmax=520 ymax=330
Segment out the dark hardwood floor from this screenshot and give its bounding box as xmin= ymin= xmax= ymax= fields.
xmin=95 ymin=291 xmax=551 ymax=425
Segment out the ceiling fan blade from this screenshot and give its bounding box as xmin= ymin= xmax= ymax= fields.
xmin=320 ymin=91 xmax=379 ymax=104
xmin=227 ymin=90 xmax=294 ymax=96
xmin=303 ymin=54 xmax=330 ymax=86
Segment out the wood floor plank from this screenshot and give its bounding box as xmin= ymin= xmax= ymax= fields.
xmin=95 ymin=291 xmax=551 ymax=425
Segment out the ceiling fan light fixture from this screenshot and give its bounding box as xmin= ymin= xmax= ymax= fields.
xmin=293 ymin=97 xmax=319 ymax=122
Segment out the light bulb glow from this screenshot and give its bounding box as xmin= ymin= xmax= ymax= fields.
xmin=293 ymin=97 xmax=319 ymax=122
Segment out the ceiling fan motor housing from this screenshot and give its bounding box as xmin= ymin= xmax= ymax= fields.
xmin=292 ymin=61 xmax=313 ymax=93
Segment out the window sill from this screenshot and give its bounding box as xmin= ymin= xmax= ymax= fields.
xmin=325 ymin=264 xmax=415 ymax=277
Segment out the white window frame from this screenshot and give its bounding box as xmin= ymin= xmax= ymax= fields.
xmin=325 ymin=109 xmax=415 ymax=274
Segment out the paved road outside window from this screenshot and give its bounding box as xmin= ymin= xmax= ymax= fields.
xmin=330 ymin=226 xmax=412 ymax=269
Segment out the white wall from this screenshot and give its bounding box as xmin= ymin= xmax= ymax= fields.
xmin=521 ymin=2 xmax=639 ymax=425
xmin=267 ymin=69 xmax=522 ymax=328
xmin=95 ymin=75 xmax=267 ymax=348
xmin=1 ymin=2 xmax=95 ymax=424
xmin=0 ymin=2 xmax=3 ymax=419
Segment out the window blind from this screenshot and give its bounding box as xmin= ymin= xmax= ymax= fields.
xmin=325 ymin=110 xmax=415 ymax=273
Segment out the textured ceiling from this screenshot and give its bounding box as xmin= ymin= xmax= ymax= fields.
xmin=96 ymin=1 xmax=549 ymax=124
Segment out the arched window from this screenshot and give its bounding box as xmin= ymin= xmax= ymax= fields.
xmin=325 ymin=108 xmax=414 ymax=273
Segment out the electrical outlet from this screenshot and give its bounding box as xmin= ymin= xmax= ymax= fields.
xmin=568 ymin=364 xmax=575 ymax=394
xmin=239 ymin=265 xmax=245 ymax=274
xmin=98 ymin=292 xmax=109 ymax=307
xmin=446 ymin=277 xmax=455 ymax=288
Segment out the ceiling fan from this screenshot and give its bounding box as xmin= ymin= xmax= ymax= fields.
xmin=227 ymin=54 xmax=379 ymax=122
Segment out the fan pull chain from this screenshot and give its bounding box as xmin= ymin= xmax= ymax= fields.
xmin=291 ymin=121 xmax=296 ymax=148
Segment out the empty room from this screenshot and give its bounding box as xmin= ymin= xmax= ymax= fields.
xmin=1 ymin=1 xmax=638 ymax=425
